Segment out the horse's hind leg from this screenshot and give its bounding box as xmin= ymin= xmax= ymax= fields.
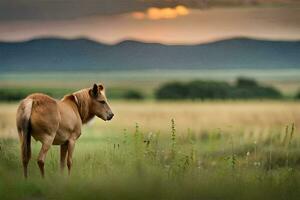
xmin=37 ymin=136 xmax=54 ymax=178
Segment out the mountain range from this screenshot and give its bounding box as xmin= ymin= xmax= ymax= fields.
xmin=0 ymin=37 xmax=299 ymax=72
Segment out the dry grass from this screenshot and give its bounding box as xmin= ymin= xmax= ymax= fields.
xmin=96 ymin=101 xmax=300 ymax=134
xmin=1 ymin=101 xmax=299 ymax=139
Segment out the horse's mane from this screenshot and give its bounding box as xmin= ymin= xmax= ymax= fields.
xmin=63 ymin=88 xmax=94 ymax=124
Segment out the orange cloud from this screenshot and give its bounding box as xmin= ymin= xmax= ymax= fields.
xmin=147 ymin=7 xmax=162 ymax=20
xmin=131 ymin=11 xmax=146 ymax=20
xmin=175 ymin=5 xmax=189 ymax=16
xmin=132 ymin=5 xmax=189 ymax=20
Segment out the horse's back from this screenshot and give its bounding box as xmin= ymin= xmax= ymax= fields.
xmin=26 ymin=93 xmax=61 ymax=140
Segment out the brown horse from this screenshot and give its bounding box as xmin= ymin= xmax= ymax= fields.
xmin=16 ymin=83 xmax=114 ymax=178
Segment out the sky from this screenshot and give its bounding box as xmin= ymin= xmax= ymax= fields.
xmin=0 ymin=0 xmax=299 ymax=44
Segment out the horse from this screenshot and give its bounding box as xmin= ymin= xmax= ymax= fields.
xmin=16 ymin=83 xmax=114 ymax=178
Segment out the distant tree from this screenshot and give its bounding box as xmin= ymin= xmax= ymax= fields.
xmin=155 ymin=82 xmax=188 ymax=99
xmin=0 ymin=88 xmax=73 ymax=102
xmin=0 ymin=89 xmax=27 ymax=101
xmin=155 ymin=78 xmax=282 ymax=100
xmin=236 ymin=77 xmax=258 ymax=87
xmin=295 ymin=90 xmax=300 ymax=99
xmin=123 ymin=90 xmax=144 ymax=100
xmin=187 ymin=80 xmax=231 ymax=100
xmin=233 ymin=77 xmax=281 ymax=99
xmin=229 ymin=86 xmax=281 ymax=99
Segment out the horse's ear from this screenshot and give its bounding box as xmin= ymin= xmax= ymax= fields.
xmin=89 ymin=83 xmax=98 ymax=97
xmin=98 ymin=84 xmax=104 ymax=91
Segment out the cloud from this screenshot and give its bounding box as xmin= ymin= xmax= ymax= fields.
xmin=132 ymin=5 xmax=189 ymax=20
xmin=131 ymin=12 xmax=146 ymax=20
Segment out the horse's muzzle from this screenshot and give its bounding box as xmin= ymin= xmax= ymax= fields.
xmin=107 ymin=113 xmax=114 ymax=121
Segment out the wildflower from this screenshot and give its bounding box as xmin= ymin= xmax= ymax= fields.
xmin=254 ymin=161 xmax=261 ymax=167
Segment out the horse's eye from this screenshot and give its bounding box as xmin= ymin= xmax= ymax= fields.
xmin=99 ymin=100 xmax=106 ymax=104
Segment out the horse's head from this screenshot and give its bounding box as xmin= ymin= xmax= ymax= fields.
xmin=89 ymin=83 xmax=114 ymax=121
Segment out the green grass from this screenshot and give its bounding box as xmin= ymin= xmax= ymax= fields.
xmin=0 ymin=122 xmax=300 ymax=200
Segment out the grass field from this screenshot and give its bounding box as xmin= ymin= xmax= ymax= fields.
xmin=0 ymin=101 xmax=300 ymax=200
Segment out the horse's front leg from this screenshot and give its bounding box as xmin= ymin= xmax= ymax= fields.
xmin=67 ymin=139 xmax=75 ymax=175
xmin=60 ymin=142 xmax=68 ymax=173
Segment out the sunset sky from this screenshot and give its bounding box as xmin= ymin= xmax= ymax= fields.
xmin=0 ymin=0 xmax=299 ymax=44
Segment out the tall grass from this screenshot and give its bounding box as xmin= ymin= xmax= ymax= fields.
xmin=0 ymin=121 xmax=300 ymax=200
xmin=0 ymin=102 xmax=300 ymax=199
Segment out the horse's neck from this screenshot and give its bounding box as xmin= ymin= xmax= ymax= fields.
xmin=72 ymin=90 xmax=94 ymax=124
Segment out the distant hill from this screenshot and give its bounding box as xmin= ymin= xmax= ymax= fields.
xmin=0 ymin=37 xmax=299 ymax=72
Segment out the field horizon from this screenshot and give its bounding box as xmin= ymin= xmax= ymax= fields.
xmin=1 ymin=69 xmax=299 ymax=98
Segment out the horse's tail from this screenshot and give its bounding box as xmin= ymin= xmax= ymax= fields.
xmin=16 ymin=98 xmax=33 ymax=177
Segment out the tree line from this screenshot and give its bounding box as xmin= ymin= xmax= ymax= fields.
xmin=155 ymin=78 xmax=285 ymax=100
xmin=1 ymin=78 xmax=300 ymax=101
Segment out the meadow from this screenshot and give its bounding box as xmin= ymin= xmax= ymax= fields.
xmin=0 ymin=101 xmax=300 ymax=200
